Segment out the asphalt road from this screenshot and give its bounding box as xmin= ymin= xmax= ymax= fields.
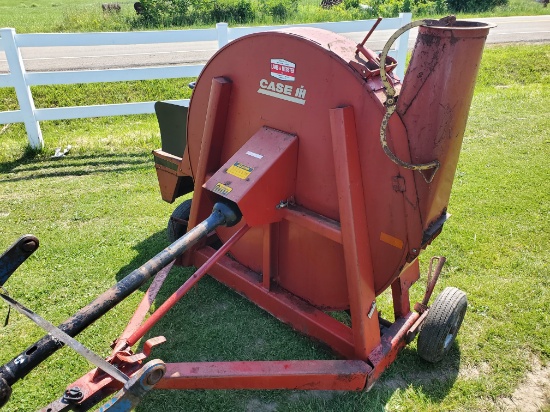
xmin=0 ymin=15 xmax=548 ymax=73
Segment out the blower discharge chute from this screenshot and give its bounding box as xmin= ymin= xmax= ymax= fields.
xmin=0 ymin=17 xmax=493 ymax=410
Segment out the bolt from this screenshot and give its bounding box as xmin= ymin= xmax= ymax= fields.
xmin=63 ymin=387 xmax=84 ymax=403
xmin=145 ymin=368 xmax=165 ymax=386
xmin=20 ymin=240 xmax=37 ymax=252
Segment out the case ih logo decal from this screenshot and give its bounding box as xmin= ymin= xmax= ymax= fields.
xmin=258 ymin=58 xmax=306 ymax=105
xmin=270 ymin=59 xmax=295 ymax=81
xmin=258 ymin=79 xmax=307 ymax=105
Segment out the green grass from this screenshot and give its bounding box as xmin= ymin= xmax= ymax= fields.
xmin=0 ymin=44 xmax=549 ymax=411
xmin=0 ymin=0 xmax=548 ymax=33
xmin=0 ymin=0 xmax=135 ymax=33
xmin=452 ymin=0 xmax=550 ymax=17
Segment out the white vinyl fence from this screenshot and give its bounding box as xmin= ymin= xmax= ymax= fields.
xmin=0 ymin=13 xmax=412 ymax=149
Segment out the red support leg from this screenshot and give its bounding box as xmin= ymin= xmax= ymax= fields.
xmin=329 ymin=106 xmax=381 ymax=359
xmin=183 ymin=77 xmax=232 ymax=265
xmin=126 ymin=225 xmax=250 ymax=347
xmin=391 ymin=259 xmax=420 ymax=319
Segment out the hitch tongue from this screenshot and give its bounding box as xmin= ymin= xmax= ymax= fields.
xmin=0 ymin=201 xmax=241 ymax=408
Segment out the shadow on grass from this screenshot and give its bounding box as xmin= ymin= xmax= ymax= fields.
xmin=0 ymin=152 xmax=152 ymax=182
xmin=113 ymin=228 xmax=172 ymax=288
xmin=107 ymin=231 xmax=462 ymax=411
xmin=0 ymin=144 xmax=42 ymax=173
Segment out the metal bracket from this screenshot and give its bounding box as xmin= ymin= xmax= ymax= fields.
xmin=95 ymin=359 xmax=166 ymax=412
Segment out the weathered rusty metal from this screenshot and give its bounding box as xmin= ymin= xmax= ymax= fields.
xmin=397 ymin=19 xmax=495 ymax=228
xmin=0 ymin=293 xmax=129 ymax=384
xmin=357 ymin=17 xmax=382 ymax=51
xmin=1 ymin=16 xmax=494 ymax=408
xmin=422 ymin=256 xmax=447 ymax=307
xmin=0 ymin=235 xmax=39 ymax=287
xmin=95 ymin=359 xmax=166 ymax=411
xmin=156 ymin=360 xmax=370 ymax=391
xmin=126 ymin=223 xmax=250 ymax=347
xmin=0 ymin=202 xmax=240 ymax=405
xmin=378 ymin=18 xmax=456 ymax=182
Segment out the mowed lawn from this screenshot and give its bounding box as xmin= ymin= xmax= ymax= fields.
xmin=0 ymin=40 xmax=549 ymax=412
xmin=1 ymin=0 xmax=549 ymax=33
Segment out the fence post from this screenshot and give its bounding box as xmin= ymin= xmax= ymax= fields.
xmin=216 ymin=22 xmax=229 ymax=49
xmin=0 ymin=28 xmax=43 ymax=149
xmin=395 ymin=13 xmax=412 ymax=80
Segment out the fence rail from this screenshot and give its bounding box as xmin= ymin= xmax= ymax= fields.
xmin=0 ymin=13 xmax=412 ymax=149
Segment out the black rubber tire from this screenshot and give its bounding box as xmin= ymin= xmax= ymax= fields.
xmin=417 ymin=287 xmax=467 ymax=363
xmin=167 ymin=199 xmax=192 ymax=243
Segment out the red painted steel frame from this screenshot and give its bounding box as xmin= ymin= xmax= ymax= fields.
xmin=126 ymin=224 xmax=250 ymax=347
xmin=182 ymin=76 xmax=232 ymax=267
xmin=32 ymin=23 xmax=497 ymax=409
xmin=112 ymin=261 xmax=174 ymax=354
xmin=156 ymin=360 xmax=370 ymax=391
xmin=329 ymin=106 xmax=381 ymax=359
xmin=55 ymin=96 xmax=425 ymax=408
xmin=193 ymin=246 xmax=356 ymax=358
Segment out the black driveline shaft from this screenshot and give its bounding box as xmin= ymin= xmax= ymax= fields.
xmin=0 ymin=202 xmax=240 ymax=407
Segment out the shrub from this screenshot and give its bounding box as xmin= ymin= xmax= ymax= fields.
xmin=137 ymin=0 xmax=180 ymax=26
xmin=366 ymin=0 xmax=507 ymax=16
xmin=136 ymin=0 xmax=256 ymax=26
xmin=209 ymin=0 xmax=255 ymax=23
xmin=446 ymin=0 xmax=508 ymax=12
xmin=410 ymin=0 xmax=448 ymax=14
xmin=259 ymin=0 xmax=297 ymax=22
xmin=343 ymin=0 xmax=360 ymax=9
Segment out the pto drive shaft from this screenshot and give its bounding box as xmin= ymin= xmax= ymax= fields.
xmin=0 ymin=201 xmax=241 ymax=407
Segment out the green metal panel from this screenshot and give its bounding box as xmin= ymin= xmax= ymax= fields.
xmin=154 ymin=101 xmax=188 ymax=158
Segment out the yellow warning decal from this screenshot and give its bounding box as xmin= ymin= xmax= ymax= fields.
xmin=213 ymin=183 xmax=233 ymax=196
xmin=227 ymin=162 xmax=253 ymax=180
xmin=380 ymin=232 xmax=404 ymax=250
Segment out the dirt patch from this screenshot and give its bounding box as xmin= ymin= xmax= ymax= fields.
xmin=458 ymin=362 xmax=491 ymax=380
xmin=246 ymin=398 xmax=278 ymax=412
xmin=497 ymin=358 xmax=550 ymax=412
xmin=378 ymin=359 xmax=549 ymax=411
xmin=378 ymin=359 xmax=480 ymax=390
xmin=379 ymin=369 xmax=455 ymax=390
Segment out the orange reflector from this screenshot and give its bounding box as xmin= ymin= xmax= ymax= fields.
xmin=380 ymin=232 xmax=403 ymax=250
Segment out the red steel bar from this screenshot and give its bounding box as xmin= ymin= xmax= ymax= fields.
xmin=127 ymin=224 xmax=250 ymax=347
xmin=193 ymin=247 xmax=356 ymax=359
xmin=156 ymin=360 xmax=370 ymax=391
xmin=185 ymin=77 xmax=233 ymax=233
xmin=262 ymin=223 xmax=278 ymax=290
xmin=421 ymin=256 xmax=446 ymax=306
xmin=357 ymin=17 xmax=382 ymax=50
xmin=282 ymin=206 xmax=342 ymax=245
xmin=112 ymin=261 xmax=175 ymax=354
xmin=366 ymin=311 xmax=420 ymax=389
xmin=329 ymin=106 xmax=380 ymax=359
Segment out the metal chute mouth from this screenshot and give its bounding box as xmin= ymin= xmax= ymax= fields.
xmin=423 ymin=20 xmax=496 ymax=29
